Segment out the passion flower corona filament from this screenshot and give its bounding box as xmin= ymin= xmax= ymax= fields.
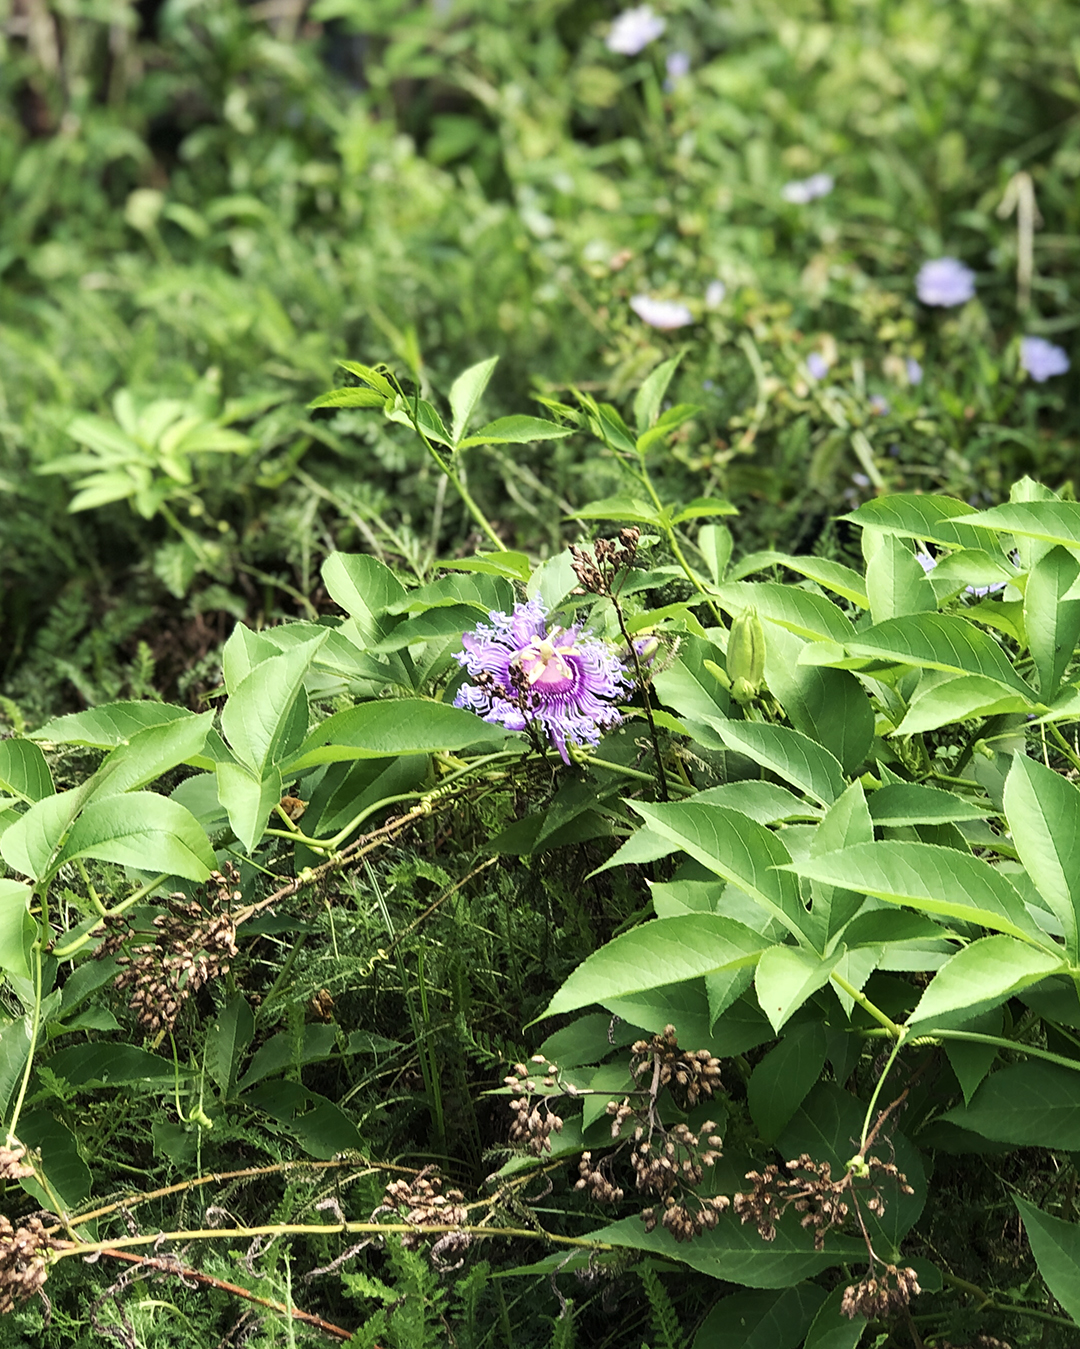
xmin=453 ymin=599 xmax=628 ymax=762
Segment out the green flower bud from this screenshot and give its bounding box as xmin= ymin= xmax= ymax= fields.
xmin=726 ymin=608 xmax=766 ymax=694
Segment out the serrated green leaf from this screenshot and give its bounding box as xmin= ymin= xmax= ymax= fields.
xmin=87 ymin=711 xmax=215 ymax=801
xmin=942 ymin=1062 xmax=1080 ymax=1145
xmin=755 ymin=946 xmax=838 ymax=1032
xmin=221 ymin=635 xmax=324 ymax=775
xmin=713 ymin=582 xmax=855 ymax=645
xmin=702 ymin=718 xmax=845 ymax=807
xmin=691 ymin=1285 xmax=826 ymax=1349
xmin=447 ymin=356 xmax=498 ymax=444
xmin=0 ymin=880 xmax=32 ymax=979
xmin=893 ymin=673 xmax=1033 ymax=735
xmin=849 ymin=613 xmax=1033 ymax=694
xmin=216 ymin=761 xmax=281 ymax=853
xmin=729 ymin=552 xmax=868 ymax=606
xmin=307 ymin=386 xmax=388 ymax=410
xmin=206 ymin=993 xmax=255 ymax=1098
xmin=1004 ymin=754 xmax=1080 ymax=960
xmin=0 ymin=791 xmax=83 ymax=881
xmin=747 ymin=1021 xmax=829 ymax=1143
xmin=671 ymin=496 xmax=738 ymax=524
xmin=31 ymin=702 xmax=194 ymax=750
xmin=459 ymin=414 xmax=573 ymax=447
xmin=287 ymin=699 xmax=512 ymax=772
xmin=0 ymin=740 xmax=53 ymax=803
xmin=1025 ymin=546 xmax=1080 ymax=700
xmin=321 ymin=552 xmax=407 ymax=641
xmin=541 ymin=914 xmax=767 ymax=1018
xmin=868 ymin=782 xmax=991 ymax=827
xmin=632 ymin=800 xmax=812 ymax=941
xmin=911 ymin=935 xmax=1064 ymax=1028
xmin=844 ymin=494 xmax=993 ymax=551
xmin=955 ymin=501 xmax=1080 ymax=550
xmin=56 ymin=792 xmax=215 ymax=881
xmin=785 ymin=841 xmax=1049 ymax=946
xmin=866 ymin=533 xmax=938 ymax=622
xmin=569 ymin=496 xmax=661 ymax=525
xmin=633 ymin=353 xmax=684 ymax=435
xmin=1015 ymin=1197 xmax=1080 ymax=1324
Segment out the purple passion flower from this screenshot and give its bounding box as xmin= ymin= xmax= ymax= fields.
xmin=905 ymin=357 xmax=924 ymax=386
xmin=630 ymin=294 xmax=694 ymax=329
xmin=453 ymin=599 xmax=628 ymax=763
xmin=606 ymin=5 xmax=665 ymax=55
xmin=1020 ymin=336 xmax=1070 ymax=383
xmin=916 ymin=257 xmax=975 ymax=307
xmin=781 ymin=173 xmax=834 ymax=204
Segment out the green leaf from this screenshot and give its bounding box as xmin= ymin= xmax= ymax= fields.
xmin=221 ymin=635 xmax=324 ymax=775
xmin=18 ymin=1111 xmax=92 ymax=1212
xmin=63 ymin=413 xmax=141 ymax=459
xmin=384 ymin=395 xmax=453 ymax=446
xmin=802 ymin=1286 xmax=866 ymax=1349
xmin=755 ymin=947 xmax=838 ymax=1033
xmin=46 ymin=1043 xmax=189 ymax=1087
xmin=0 ymin=1018 xmax=31 ymax=1122
xmin=569 ymin=496 xmax=662 ymax=525
xmin=747 ymin=1021 xmax=829 ymax=1142
xmin=785 ymin=841 xmax=1049 ymax=946
xmin=220 ymin=624 xmax=282 ymax=692
xmin=438 ymin=551 xmax=532 ymax=582
xmin=632 ymin=801 xmax=812 ymax=941
xmin=698 ymin=524 xmax=733 ymax=586
xmin=1004 ymin=754 xmax=1080 ymax=960
xmin=56 ymin=792 xmax=215 ymax=881
xmin=868 ymin=782 xmax=992 ymax=827
xmin=633 ymin=353 xmax=684 ymax=435
xmin=844 ymin=494 xmax=993 ymax=551
xmin=216 ymin=761 xmax=281 ymax=853
xmin=653 ymin=635 xmax=730 ymax=728
xmin=205 ymin=993 xmax=255 ymax=1098
xmin=0 ymin=740 xmax=53 ymax=803
xmin=0 ymin=880 xmax=32 ymax=979
xmin=808 ymin=781 xmax=874 ymax=945
xmin=703 ymin=719 xmax=845 ymax=807
xmin=713 ymin=582 xmax=855 ymax=645
xmin=589 ymin=1211 xmax=861 ymax=1287
xmin=729 ymin=553 xmax=868 ymax=607
xmin=942 ymin=1062 xmax=1080 ymax=1147
xmin=322 ymin=552 xmax=406 ymax=640
xmin=671 ymin=497 xmax=738 ymax=524
xmin=447 ymin=356 xmax=498 ymax=444
xmin=31 ymin=702 xmax=194 ymax=750
xmin=541 ymin=915 xmax=767 ymax=1019
xmin=287 ymin=699 xmax=511 ymax=772
xmin=691 ymin=1285 xmax=826 ymax=1349
xmin=763 ymin=627 xmax=873 ymax=775
xmin=459 ymin=414 xmax=573 ymax=447
xmin=910 ymin=935 xmax=1063 ymax=1028
xmin=88 ymin=712 xmax=215 ymax=800
xmin=894 ymin=674 xmax=1034 ymax=736
xmin=1025 ymin=546 xmax=1080 ymax=700
xmin=0 ymin=791 xmax=83 ymax=881
xmin=336 ymin=360 xmax=395 ymax=398
xmin=1015 ymin=1196 xmax=1080 ymax=1324
xmin=956 ymin=500 xmax=1080 ymax=550
xmin=847 ymin=613 xmax=1034 ymax=695
xmin=865 ymin=533 xmax=938 ymax=622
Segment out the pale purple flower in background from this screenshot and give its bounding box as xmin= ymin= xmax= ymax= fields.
xmin=665 ymin=50 xmax=691 ymax=86
xmin=454 ymin=599 xmax=628 ymax=763
xmin=869 ymin=394 xmax=890 ymax=415
xmin=916 ymin=257 xmax=975 ymax=307
xmin=630 ymin=294 xmax=693 ymax=329
xmin=806 ymin=352 xmax=830 ymax=381
xmin=781 ymin=173 xmax=834 ymax=204
xmin=1020 ymin=336 xmax=1070 ymax=382
xmin=704 ymin=279 xmax=726 ymax=308
xmin=606 ymin=5 xmax=665 ymax=55
xmin=915 ymin=551 xmax=936 ymax=574
xmin=852 ymin=473 xmax=870 ymax=488
xmin=905 ymin=357 xmax=924 ymax=386
xmin=916 ymin=547 xmax=1006 ymax=596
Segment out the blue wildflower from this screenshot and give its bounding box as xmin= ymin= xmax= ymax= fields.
xmin=905 ymin=357 xmax=923 ymax=386
xmin=1020 ymin=336 xmax=1070 ymax=383
xmin=781 ymin=174 xmax=834 ymax=204
xmin=607 ymin=5 xmax=665 ymax=55
xmin=806 ymin=352 xmax=830 ymax=382
xmin=916 ymin=257 xmax=975 ymax=307
xmin=454 ymin=599 xmax=628 ymax=762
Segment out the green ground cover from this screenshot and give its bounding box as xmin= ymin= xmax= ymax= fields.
xmin=1 ymin=1 xmax=1079 ymax=1345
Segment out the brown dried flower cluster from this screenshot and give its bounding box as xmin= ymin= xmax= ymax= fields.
xmin=503 ymin=1060 xmax=564 ymax=1157
xmin=98 ymin=865 xmax=242 ymax=1036
xmin=570 ymin=528 xmax=641 ymax=596
xmin=734 ymin=1151 xmax=913 ymax=1250
xmin=510 ymin=1029 xmax=727 ymax=1243
xmin=376 ymin=1171 xmax=470 ymax=1267
xmin=841 ymin=1263 xmax=921 ymax=1319
xmin=631 ymin=1025 xmax=723 ymax=1110
xmin=0 ymin=1215 xmax=61 ymax=1314
xmin=936 ymin=1339 xmax=1011 ymax=1349
xmin=0 ymin=1147 xmax=34 ymax=1185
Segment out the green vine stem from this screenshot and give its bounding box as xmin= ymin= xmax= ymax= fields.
xmin=831 ymin=972 xmax=905 ymax=1038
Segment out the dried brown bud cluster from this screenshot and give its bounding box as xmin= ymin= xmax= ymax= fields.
xmin=510 ymin=1029 xmax=727 ymax=1244
xmin=631 ymin=1025 xmax=723 ymax=1110
xmin=0 ymin=1148 xmax=33 ymax=1184
xmin=570 ymin=529 xmax=641 ymax=596
xmin=841 ymin=1263 xmax=921 ymax=1319
xmin=99 ymin=866 xmax=242 ymax=1036
xmin=734 ymin=1151 xmax=913 ymax=1251
xmin=376 ymin=1171 xmax=470 ymax=1267
xmin=0 ymin=1215 xmax=61 ymax=1314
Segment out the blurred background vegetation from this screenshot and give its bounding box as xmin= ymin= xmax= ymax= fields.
xmin=1 ymin=0 xmax=1077 ymax=712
